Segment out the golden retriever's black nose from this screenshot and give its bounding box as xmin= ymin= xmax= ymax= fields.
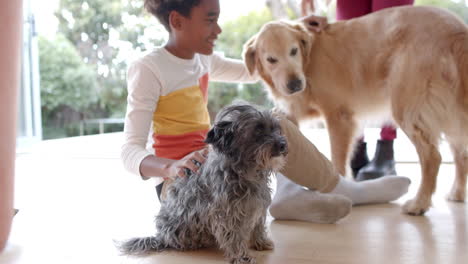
xmin=287 ymin=79 xmax=303 ymax=93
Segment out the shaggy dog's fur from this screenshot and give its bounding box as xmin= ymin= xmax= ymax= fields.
xmin=243 ymin=6 xmax=468 ymax=215
xmin=119 ymin=103 xmax=288 ymax=264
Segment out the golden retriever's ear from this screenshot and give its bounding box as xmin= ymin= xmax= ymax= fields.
xmin=291 ymin=23 xmax=314 ymax=62
xmin=243 ymin=34 xmax=258 ymax=75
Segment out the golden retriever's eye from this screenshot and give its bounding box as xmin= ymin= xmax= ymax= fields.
xmin=267 ymin=57 xmax=278 ymax=64
xmin=290 ymin=48 xmax=298 ymax=56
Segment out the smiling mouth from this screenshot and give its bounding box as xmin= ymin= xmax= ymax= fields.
xmin=208 ymin=39 xmax=216 ymax=47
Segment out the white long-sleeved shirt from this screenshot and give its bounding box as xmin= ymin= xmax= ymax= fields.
xmin=121 ymin=47 xmax=257 ymax=180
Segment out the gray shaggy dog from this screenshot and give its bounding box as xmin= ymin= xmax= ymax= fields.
xmin=119 ymin=103 xmax=288 ymax=264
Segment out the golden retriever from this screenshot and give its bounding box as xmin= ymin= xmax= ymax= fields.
xmin=243 ymin=6 xmax=468 ymax=215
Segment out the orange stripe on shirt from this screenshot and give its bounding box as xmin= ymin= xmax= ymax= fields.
xmin=199 ymin=73 xmax=209 ymax=102
xmin=152 ymin=129 xmax=208 ymax=160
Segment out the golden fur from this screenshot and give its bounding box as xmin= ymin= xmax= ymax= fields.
xmin=243 ymin=6 xmax=468 ymax=215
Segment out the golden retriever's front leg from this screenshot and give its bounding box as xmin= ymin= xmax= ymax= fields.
xmin=324 ymin=109 xmax=358 ymax=177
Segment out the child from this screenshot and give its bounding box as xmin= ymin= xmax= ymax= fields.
xmin=121 ymin=0 xmax=411 ymax=223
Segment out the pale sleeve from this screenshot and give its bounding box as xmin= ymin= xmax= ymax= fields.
xmin=120 ymin=60 xmax=161 ymax=177
xmin=209 ymin=52 xmax=260 ymax=83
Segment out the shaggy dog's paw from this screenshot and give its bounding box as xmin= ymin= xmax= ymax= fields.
xmin=447 ymin=188 xmax=466 ymax=202
xmin=231 ymin=256 xmax=256 ymax=264
xmin=252 ymin=237 xmax=274 ymax=251
xmin=402 ymin=198 xmax=431 ymax=216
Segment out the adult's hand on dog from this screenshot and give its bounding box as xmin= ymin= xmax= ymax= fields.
xmin=169 ymin=148 xmax=209 ymax=178
xmin=300 ymin=15 xmax=328 ymax=33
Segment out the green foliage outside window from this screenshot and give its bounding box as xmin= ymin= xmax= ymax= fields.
xmin=38 ymin=34 xmax=100 ymax=138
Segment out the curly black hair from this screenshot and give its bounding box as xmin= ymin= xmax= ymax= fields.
xmin=144 ymin=0 xmax=203 ymax=32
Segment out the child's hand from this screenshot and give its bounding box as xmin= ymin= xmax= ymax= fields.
xmin=168 ymin=148 xmax=209 ymax=178
xmin=301 ymin=15 xmax=328 ymax=33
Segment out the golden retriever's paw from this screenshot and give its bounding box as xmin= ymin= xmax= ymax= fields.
xmin=402 ymin=199 xmax=431 ymax=216
xmin=251 ymin=237 xmax=274 ymax=251
xmin=447 ymin=188 xmax=466 ymax=202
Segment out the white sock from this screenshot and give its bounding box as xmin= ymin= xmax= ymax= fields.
xmin=269 ymin=173 xmax=352 ymax=224
xmin=330 ymin=176 xmax=411 ymax=205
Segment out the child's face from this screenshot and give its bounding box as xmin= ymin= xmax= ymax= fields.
xmin=181 ymin=0 xmax=222 ymax=55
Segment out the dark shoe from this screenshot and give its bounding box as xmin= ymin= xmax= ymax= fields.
xmin=356 ymin=139 xmax=397 ymax=181
xmin=350 ymin=141 xmax=370 ymax=178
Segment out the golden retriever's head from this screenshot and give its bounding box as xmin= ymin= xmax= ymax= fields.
xmin=243 ymin=21 xmax=314 ymax=97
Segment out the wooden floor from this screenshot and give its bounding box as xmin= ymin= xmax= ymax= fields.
xmin=1 ymin=129 xmax=467 ymax=264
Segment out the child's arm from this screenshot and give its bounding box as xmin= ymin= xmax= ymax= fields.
xmin=208 ymin=53 xmax=260 ymax=83
xmin=140 ymin=148 xmax=208 ymax=179
xmin=121 ymin=60 xmax=158 ymax=179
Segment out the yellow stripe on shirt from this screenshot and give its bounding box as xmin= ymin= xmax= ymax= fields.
xmin=153 ymin=85 xmax=210 ymax=136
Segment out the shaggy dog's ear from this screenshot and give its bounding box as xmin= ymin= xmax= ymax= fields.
xmin=205 ymin=121 xmax=233 ymax=149
xmin=243 ymin=34 xmax=258 ymax=75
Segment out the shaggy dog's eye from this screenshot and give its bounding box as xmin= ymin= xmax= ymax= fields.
xmin=267 ymin=57 xmax=278 ymax=64
xmin=290 ymin=48 xmax=298 ymax=56
xmin=256 ymin=123 xmax=265 ymax=132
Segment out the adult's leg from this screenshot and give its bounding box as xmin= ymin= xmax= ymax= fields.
xmin=350 ymin=136 xmax=369 ymax=178
xmin=381 ymin=125 xmax=397 ymax=141
xmin=0 ymin=0 xmax=22 ymax=252
xmin=356 ymin=125 xmax=397 ymax=181
xmin=330 ymin=175 xmax=410 ymax=205
xmin=372 ymin=0 xmax=414 ymax=12
xmin=278 ymin=118 xmax=340 ymax=193
xmin=271 ymin=118 xmax=351 ymax=223
xmin=276 ymin=118 xmax=411 ymax=208
xmin=336 ymin=0 xmax=372 ymax=20
xmin=270 ymin=173 xmax=352 ymax=223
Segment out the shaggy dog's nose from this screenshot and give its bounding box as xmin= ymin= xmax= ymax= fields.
xmin=287 ymin=79 xmax=303 ymax=93
xmin=273 ymin=139 xmax=288 ymax=157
